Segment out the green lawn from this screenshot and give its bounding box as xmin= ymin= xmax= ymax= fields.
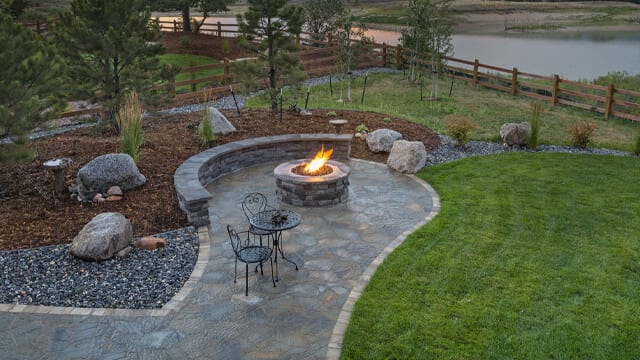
xmin=157 ymin=53 xmax=221 ymax=93
xmin=341 ymin=153 xmax=640 ymax=359
xmin=246 ymin=72 xmax=640 ymax=152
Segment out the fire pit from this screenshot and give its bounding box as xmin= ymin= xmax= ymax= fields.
xmin=274 ymin=145 xmax=350 ymax=207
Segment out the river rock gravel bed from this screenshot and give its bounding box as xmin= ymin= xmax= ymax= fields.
xmin=0 ymin=227 xmax=198 ymax=309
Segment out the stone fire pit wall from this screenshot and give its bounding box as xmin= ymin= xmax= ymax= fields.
xmin=174 ymin=134 xmax=352 ymax=226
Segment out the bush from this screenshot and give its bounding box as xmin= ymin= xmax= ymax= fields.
xmin=568 ymin=121 xmax=597 ymax=149
xmin=198 ymin=88 xmax=216 ymax=145
xmin=179 ymin=36 xmax=191 ymax=46
xmin=634 ymin=129 xmax=640 ymax=156
xmin=528 ymin=101 xmax=544 ymax=149
xmin=117 ymin=92 xmax=144 ymax=161
xmin=444 ymin=115 xmax=476 ymax=146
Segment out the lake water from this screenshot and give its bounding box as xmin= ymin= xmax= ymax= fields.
xmin=364 ymin=28 xmax=640 ymax=81
xmin=157 ymin=16 xmax=640 ymax=81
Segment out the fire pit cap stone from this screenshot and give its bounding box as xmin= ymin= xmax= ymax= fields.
xmin=274 ymin=159 xmax=350 ymax=185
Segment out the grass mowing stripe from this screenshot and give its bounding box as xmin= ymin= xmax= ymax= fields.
xmin=341 ymin=153 xmax=640 ymax=359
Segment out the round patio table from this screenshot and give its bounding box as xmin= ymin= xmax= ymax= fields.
xmin=249 ymin=209 xmax=301 ymax=281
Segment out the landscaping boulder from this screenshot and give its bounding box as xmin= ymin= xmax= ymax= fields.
xmin=199 ymin=107 xmax=236 ymax=135
xmin=387 ymin=140 xmax=427 ymax=174
xmin=77 ymin=153 xmax=145 ymax=199
xmin=500 ymin=122 xmax=530 ymax=147
xmin=367 ymin=129 xmax=402 ymax=153
xmin=70 ymin=212 xmax=133 ymax=261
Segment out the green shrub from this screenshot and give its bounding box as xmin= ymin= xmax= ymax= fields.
xmin=568 ymin=121 xmax=597 ymax=149
xmin=326 ymin=111 xmax=337 ymax=117
xmin=634 ymin=129 xmax=640 ymax=156
xmin=528 ymin=101 xmax=544 ymax=149
xmin=198 ymin=88 xmax=216 ymax=145
xmin=117 ymin=91 xmax=144 ymax=161
xmin=355 ymin=123 xmax=369 ymax=133
xmin=179 ymin=36 xmax=191 ymax=46
xmin=444 ymin=115 xmax=476 ymax=146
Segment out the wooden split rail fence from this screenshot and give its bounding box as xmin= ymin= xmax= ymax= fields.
xmin=23 ymin=21 xmax=639 ymax=122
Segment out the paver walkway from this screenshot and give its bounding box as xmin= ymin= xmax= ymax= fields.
xmin=0 ymin=159 xmax=438 ymax=359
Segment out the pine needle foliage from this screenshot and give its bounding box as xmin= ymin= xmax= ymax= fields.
xmin=52 ymin=0 xmax=177 ymax=121
xmin=116 ymin=92 xmax=144 ymax=161
xmin=0 ymin=13 xmax=66 ymax=164
xmin=235 ymin=0 xmax=306 ymax=112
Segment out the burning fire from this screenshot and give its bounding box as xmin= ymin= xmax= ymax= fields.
xmin=304 ymin=145 xmax=333 ymax=174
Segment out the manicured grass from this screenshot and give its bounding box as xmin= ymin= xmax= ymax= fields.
xmin=245 ymin=72 xmax=640 ymax=151
xmin=158 ymin=53 xmax=221 ymax=93
xmin=341 ymin=153 xmax=640 ymax=359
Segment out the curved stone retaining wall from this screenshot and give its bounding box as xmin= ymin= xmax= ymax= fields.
xmin=174 ymin=134 xmax=352 ymax=226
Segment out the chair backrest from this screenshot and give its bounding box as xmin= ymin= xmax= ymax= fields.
xmin=242 ymin=192 xmax=269 ymax=219
xmin=227 ymin=225 xmax=244 ymax=256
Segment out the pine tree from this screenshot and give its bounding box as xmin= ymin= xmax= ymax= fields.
xmin=236 ymin=0 xmax=306 ymax=112
xmin=0 ymin=13 xmax=65 ymax=164
xmin=151 ymin=0 xmax=233 ymax=33
xmin=52 ymin=0 xmax=176 ymax=122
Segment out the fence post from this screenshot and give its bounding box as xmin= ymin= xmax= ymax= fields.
xmin=382 ymin=43 xmax=388 ymax=67
xmin=223 ymin=57 xmax=230 ymax=86
xmin=296 ymin=34 xmax=301 ymax=47
xmin=605 ymin=84 xmax=615 ymax=120
xmin=36 ymin=21 xmax=41 ymax=34
xmin=551 ymin=74 xmax=559 ymax=106
xmin=511 ymin=67 xmax=518 ymax=96
xmin=173 ymin=20 xmax=177 ymax=32
xmin=396 ymin=45 xmax=402 ymax=69
xmin=217 ymin=21 xmax=222 ymax=37
xmin=472 ymin=59 xmax=479 ymax=86
xmin=327 ymin=33 xmax=333 ymax=47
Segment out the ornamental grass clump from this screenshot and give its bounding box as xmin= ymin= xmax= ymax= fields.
xmin=444 ymin=115 xmax=476 ymax=146
xmin=568 ymin=121 xmax=597 ymax=149
xmin=198 ymin=88 xmax=216 ymax=145
xmin=116 ymin=91 xmax=144 ymax=161
xmin=528 ymin=101 xmax=544 ymax=149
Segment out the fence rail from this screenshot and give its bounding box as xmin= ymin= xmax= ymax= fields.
xmin=20 ymin=20 xmax=640 ymax=123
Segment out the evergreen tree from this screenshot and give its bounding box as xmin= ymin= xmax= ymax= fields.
xmin=151 ymin=0 xmax=233 ymax=33
xmin=401 ymin=0 xmax=453 ymax=99
xmin=0 ymin=13 xmax=65 ymax=164
xmin=0 ymin=0 xmax=31 ymax=19
xmin=236 ymin=0 xmax=305 ymax=112
xmin=52 ymin=0 xmax=176 ymax=122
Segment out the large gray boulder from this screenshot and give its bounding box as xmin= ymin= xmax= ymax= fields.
xmin=70 ymin=212 xmax=133 ymax=261
xmin=367 ymin=129 xmax=402 ymax=153
xmin=500 ymin=122 xmax=530 ymax=147
xmin=387 ymin=140 xmax=427 ymax=174
xmin=199 ymin=107 xmax=236 ymax=135
xmin=77 ymin=153 xmax=146 ymax=197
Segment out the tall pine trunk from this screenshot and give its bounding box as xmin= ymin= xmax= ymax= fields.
xmin=182 ymin=7 xmax=192 ymax=32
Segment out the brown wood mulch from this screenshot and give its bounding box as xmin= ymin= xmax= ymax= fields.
xmin=0 ymin=33 xmax=440 ymax=251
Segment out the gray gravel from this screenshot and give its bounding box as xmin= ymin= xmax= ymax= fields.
xmin=426 ymin=134 xmax=631 ymax=166
xmin=0 ymin=227 xmax=198 ymax=309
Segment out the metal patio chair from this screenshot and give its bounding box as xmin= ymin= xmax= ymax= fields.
xmin=227 ymin=225 xmax=276 ymax=296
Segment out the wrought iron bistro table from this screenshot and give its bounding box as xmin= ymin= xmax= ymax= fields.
xmin=249 ymin=209 xmax=301 ymax=281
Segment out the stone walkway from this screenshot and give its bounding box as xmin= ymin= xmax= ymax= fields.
xmin=0 ymin=159 xmax=438 ymax=360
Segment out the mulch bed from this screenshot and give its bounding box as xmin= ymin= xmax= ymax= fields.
xmin=0 ymin=33 xmax=440 ymax=251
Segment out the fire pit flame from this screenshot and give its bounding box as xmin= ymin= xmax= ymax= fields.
xmin=304 ymin=145 xmax=333 ymax=174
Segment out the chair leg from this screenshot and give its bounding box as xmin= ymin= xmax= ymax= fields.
xmin=245 ymin=262 xmax=249 ymax=296
xmin=259 ymin=235 xmax=264 ymax=275
xmin=270 ymin=257 xmax=276 ymax=288
xmin=234 ymin=258 xmax=237 ymax=283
